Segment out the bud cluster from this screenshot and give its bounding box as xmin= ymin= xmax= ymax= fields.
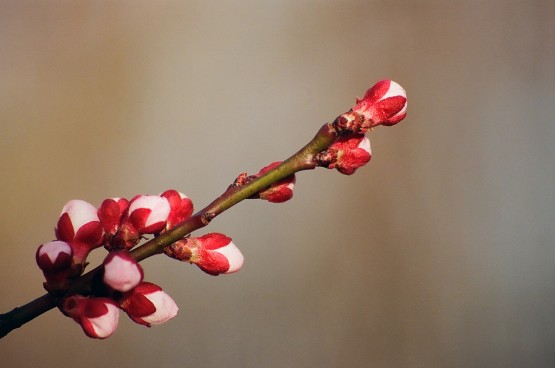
xmin=317 ymin=79 xmax=407 ymax=175
xmin=35 ymin=189 xmax=244 ymax=339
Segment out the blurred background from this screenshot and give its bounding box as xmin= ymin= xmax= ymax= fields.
xmin=1 ymin=1 xmax=553 ymax=367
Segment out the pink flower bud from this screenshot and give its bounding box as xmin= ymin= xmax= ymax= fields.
xmin=166 ymin=233 xmax=244 ymax=276
xmin=56 ymin=200 xmax=104 ymax=263
xmin=127 ymin=195 xmax=171 ymax=233
xmin=352 ymin=79 xmax=407 ymax=127
xmin=197 ymin=234 xmax=244 ymax=275
xmin=36 ymin=240 xmax=73 ymax=274
xmin=102 ymin=251 xmax=143 ymax=292
xmin=160 ymin=190 xmax=194 ymax=230
xmin=113 ymin=195 xmax=171 ymax=250
xmin=327 ymin=134 xmax=371 ymax=175
xmin=257 ymin=162 xmax=295 ymax=203
xmin=98 ymin=197 xmax=129 ymax=236
xmin=63 ymin=295 xmax=120 ymax=339
xmin=36 ymin=240 xmax=75 ymax=289
xmin=119 ymin=282 xmax=178 ymax=327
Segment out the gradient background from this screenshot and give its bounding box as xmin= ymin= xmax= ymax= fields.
xmin=1 ymin=1 xmax=553 ymax=367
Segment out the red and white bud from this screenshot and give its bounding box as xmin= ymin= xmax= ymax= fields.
xmin=352 ymin=79 xmax=407 ymax=127
xmin=166 ymin=233 xmax=244 ymax=276
xmin=63 ymin=295 xmax=120 ymax=339
xmin=36 ymin=240 xmax=73 ymax=274
xmin=160 ymin=190 xmax=194 ymax=230
xmin=119 ymin=282 xmax=178 ymax=327
xmin=102 ymin=251 xmax=143 ymax=292
xmin=326 ymin=134 xmax=372 ymax=175
xmin=56 ymin=200 xmax=104 ymax=263
xmin=257 ymin=162 xmax=296 ymax=203
xmin=112 ymin=195 xmax=171 ymax=250
xmin=36 ymin=240 xmax=74 ymax=287
xmin=127 ymin=195 xmax=171 ymax=233
xmin=98 ymin=197 xmax=129 ymax=236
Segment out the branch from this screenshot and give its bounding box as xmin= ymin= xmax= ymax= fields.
xmin=0 ymin=79 xmax=408 ymax=339
xmin=0 ymin=122 xmax=338 ymax=338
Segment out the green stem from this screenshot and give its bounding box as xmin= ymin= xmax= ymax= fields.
xmin=0 ymin=122 xmax=338 ymax=339
xmin=131 ymin=122 xmax=336 ymax=261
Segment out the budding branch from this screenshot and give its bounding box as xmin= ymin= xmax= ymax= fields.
xmin=0 ymin=122 xmax=338 ymax=338
xmin=0 ymin=79 xmax=408 ymax=339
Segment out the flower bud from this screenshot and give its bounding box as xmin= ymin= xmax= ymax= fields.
xmin=127 ymin=195 xmax=171 ymax=233
xmin=98 ymin=197 xmax=129 ymax=236
xmin=166 ymin=233 xmax=244 ymax=276
xmin=112 ymin=195 xmax=171 ymax=250
xmin=36 ymin=240 xmax=73 ymax=274
xmin=102 ymin=251 xmax=143 ymax=292
xmin=63 ymin=295 xmax=120 ymax=339
xmin=36 ymin=240 xmax=74 ymax=288
xmin=56 ymin=200 xmax=104 ymax=263
xmin=323 ymin=134 xmax=371 ymax=175
xmin=119 ymin=282 xmax=178 ymax=327
xmin=160 ymin=190 xmax=193 ymax=230
xmin=352 ymin=79 xmax=407 ymax=127
xmin=257 ymin=162 xmax=295 ymax=203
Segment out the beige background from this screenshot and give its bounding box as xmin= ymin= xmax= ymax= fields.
xmin=1 ymin=1 xmax=554 ymax=367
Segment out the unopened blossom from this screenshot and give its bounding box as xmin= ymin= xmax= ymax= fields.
xmin=126 ymin=195 xmax=171 ymax=234
xmin=112 ymin=195 xmax=171 ymax=250
xmin=102 ymin=251 xmax=143 ymax=292
xmin=36 ymin=240 xmax=73 ymax=273
xmin=98 ymin=197 xmax=129 ymax=237
xmin=119 ymin=282 xmax=178 ymax=327
xmin=56 ymin=200 xmax=104 ymax=263
xmin=63 ymin=295 xmax=120 ymax=339
xmin=336 ymin=80 xmax=407 ymax=133
xmin=36 ymin=240 xmax=74 ymax=287
xmin=353 ymin=79 xmax=407 ymax=127
xmin=165 ymin=233 xmax=244 ymax=276
xmin=324 ymin=134 xmax=372 ymax=175
xmin=257 ymin=162 xmax=296 ymax=203
xmin=160 ymin=190 xmax=193 ymax=230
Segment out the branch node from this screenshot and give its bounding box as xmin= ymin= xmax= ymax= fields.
xmin=201 ymin=212 xmax=215 ymax=225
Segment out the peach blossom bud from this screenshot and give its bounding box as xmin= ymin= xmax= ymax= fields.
xmin=112 ymin=195 xmax=171 ymax=250
xmin=56 ymin=200 xmax=104 ymax=263
xmin=198 ymin=236 xmax=244 ymax=275
xmin=327 ymin=134 xmax=371 ymax=175
xmin=63 ymin=295 xmax=120 ymax=339
xmin=127 ymin=195 xmax=171 ymax=233
xmin=352 ymin=79 xmax=407 ymax=127
xmin=36 ymin=240 xmax=73 ymax=274
xmin=257 ymin=162 xmax=295 ymax=203
xmin=119 ymin=282 xmax=178 ymax=327
xmin=36 ymin=240 xmax=75 ymax=289
xmin=160 ymin=190 xmax=193 ymax=230
xmin=102 ymin=251 xmax=143 ymax=292
xmin=166 ymin=233 xmax=244 ymax=276
xmin=98 ymin=197 xmax=129 ymax=236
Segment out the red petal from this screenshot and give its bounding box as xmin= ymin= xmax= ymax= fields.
xmin=134 ymin=281 xmax=163 ymax=294
xmin=363 ymin=80 xmax=391 ymax=102
xmin=74 ymin=221 xmax=103 ymax=246
xmin=82 ymin=298 xmax=110 ymax=318
xmin=56 ymin=213 xmax=75 ymax=242
xmin=199 ymin=233 xmax=232 ymax=250
xmin=98 ymin=199 xmax=124 ymax=234
xmin=123 ymin=293 xmax=157 ymax=317
xmin=197 ymin=248 xmax=230 ymax=276
xmin=261 ymin=186 xmax=294 ymax=203
xmin=374 ymin=96 xmax=406 ymax=120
